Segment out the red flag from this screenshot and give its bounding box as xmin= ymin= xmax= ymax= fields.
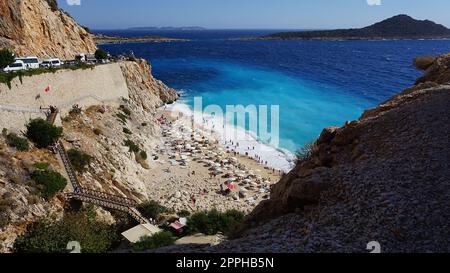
xmin=44 ymin=86 xmax=50 ymax=93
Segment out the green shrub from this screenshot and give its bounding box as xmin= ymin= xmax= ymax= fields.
xmin=13 ymin=212 xmax=119 ymax=253
xmin=26 ymin=118 xmax=63 ymax=148
xmin=0 ymin=71 xmax=15 ymax=89
xmin=116 ymin=113 xmax=128 ymax=124
xmin=33 ymin=162 xmax=50 ymax=171
xmin=95 ymin=48 xmax=108 ymax=60
xmin=119 ymin=105 xmax=131 ymax=116
xmin=45 ymin=0 xmax=58 ymax=11
xmin=139 ymin=150 xmax=147 ymax=160
xmin=67 ymin=149 xmax=92 ymax=173
xmin=123 ymin=127 xmax=132 ymax=135
xmin=123 ymin=139 xmax=140 ymax=154
xmin=0 ymin=49 xmax=15 ymax=68
xmin=137 ymin=200 xmax=171 ymax=220
xmin=0 ymin=197 xmax=16 ymax=212
xmin=133 ymin=231 xmax=176 ymax=251
xmin=0 ymin=67 xmax=58 ymax=89
xmin=45 ymin=0 xmax=58 ymax=10
xmin=186 ymin=209 xmax=245 ymax=236
xmin=31 ymin=169 xmax=67 ymax=199
xmin=6 ymin=133 xmax=29 ymax=151
xmin=178 ymin=210 xmax=191 ymax=218
xmin=82 ymin=26 xmax=91 ymax=34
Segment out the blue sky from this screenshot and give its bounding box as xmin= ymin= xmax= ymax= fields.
xmin=58 ymin=0 xmax=450 ymax=30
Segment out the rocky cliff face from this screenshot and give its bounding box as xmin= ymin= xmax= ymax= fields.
xmin=190 ymin=54 xmax=449 ymax=253
xmin=0 ymin=59 xmax=178 ymax=252
xmin=0 ymin=0 xmax=179 ymax=252
xmin=0 ymin=140 xmax=66 ymax=252
xmin=59 ymin=60 xmax=178 ymax=201
xmin=120 ymin=59 xmax=179 ymax=108
xmin=0 ymin=0 xmax=96 ymax=59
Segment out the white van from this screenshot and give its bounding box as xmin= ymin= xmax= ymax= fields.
xmin=3 ymin=60 xmax=26 ymax=72
xmin=16 ymin=57 xmax=40 ymax=69
xmin=41 ymin=58 xmax=62 ymax=68
xmin=76 ymin=53 xmax=97 ymax=64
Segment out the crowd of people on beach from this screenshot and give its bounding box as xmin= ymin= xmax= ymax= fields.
xmin=151 ymin=110 xmax=281 ymax=212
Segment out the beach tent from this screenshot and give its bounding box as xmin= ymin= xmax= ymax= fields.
xmin=227 ymin=182 xmax=238 ymax=190
xmin=170 ymin=221 xmax=186 ymax=233
xmin=121 ymin=224 xmax=161 ymax=243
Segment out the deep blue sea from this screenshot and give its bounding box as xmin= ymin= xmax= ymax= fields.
xmin=99 ymin=30 xmax=450 ymax=153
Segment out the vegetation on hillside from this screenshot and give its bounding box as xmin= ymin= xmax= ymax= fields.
xmin=0 ymin=63 xmax=94 ymax=89
xmin=13 ymin=212 xmax=119 ymax=253
xmin=133 ymin=231 xmax=176 ymax=251
xmin=137 ymin=200 xmax=172 ymax=220
xmin=45 ymin=0 xmax=58 ymax=12
xmin=0 ymin=49 xmax=15 ymax=68
xmin=123 ymin=127 xmax=132 ymax=135
xmin=67 ymin=149 xmax=92 ymax=173
xmin=31 ymin=168 xmax=67 ymax=200
xmin=26 ymin=118 xmax=63 ymax=148
xmin=95 ymin=48 xmax=108 ymax=60
xmin=186 ymin=209 xmax=245 ymax=236
xmin=5 ymin=132 xmax=30 ymax=151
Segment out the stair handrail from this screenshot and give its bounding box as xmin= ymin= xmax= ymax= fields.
xmin=49 ymin=107 xmax=150 ymax=225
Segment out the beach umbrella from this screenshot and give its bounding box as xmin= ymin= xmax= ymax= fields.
xmin=227 ymin=182 xmax=237 ymax=190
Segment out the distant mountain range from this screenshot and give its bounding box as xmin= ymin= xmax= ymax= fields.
xmin=126 ymin=26 xmax=206 ymax=31
xmin=262 ymin=15 xmax=450 ymax=40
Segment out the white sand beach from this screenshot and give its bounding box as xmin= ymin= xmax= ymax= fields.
xmin=141 ymin=105 xmax=286 ymax=214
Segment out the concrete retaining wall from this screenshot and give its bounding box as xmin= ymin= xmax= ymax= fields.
xmin=0 ymin=63 xmax=129 ymax=131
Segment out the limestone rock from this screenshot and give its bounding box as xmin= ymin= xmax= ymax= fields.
xmin=0 ymin=0 xmax=97 ymax=59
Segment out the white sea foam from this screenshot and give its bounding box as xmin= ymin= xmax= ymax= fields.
xmin=165 ymin=102 xmax=296 ymax=173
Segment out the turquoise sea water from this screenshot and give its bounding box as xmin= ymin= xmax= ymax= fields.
xmin=100 ymin=30 xmax=450 ymax=153
xmin=163 ymin=58 xmax=369 ymax=152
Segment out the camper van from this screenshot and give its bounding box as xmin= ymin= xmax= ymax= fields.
xmin=41 ymin=58 xmax=62 ymax=68
xmin=16 ymin=57 xmax=40 ymax=69
xmin=3 ymin=60 xmax=26 ymax=72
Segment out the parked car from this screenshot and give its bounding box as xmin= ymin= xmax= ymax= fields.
xmin=15 ymin=56 xmax=40 ymax=69
xmin=3 ymin=60 xmax=26 ymax=72
xmin=85 ymin=54 xmax=97 ymax=64
xmin=64 ymin=60 xmax=77 ymax=66
xmin=41 ymin=58 xmax=62 ymax=68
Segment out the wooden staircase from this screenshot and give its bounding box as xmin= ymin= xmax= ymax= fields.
xmin=47 ymin=108 xmax=151 ymax=225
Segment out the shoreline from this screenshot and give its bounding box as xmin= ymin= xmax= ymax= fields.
xmin=93 ymin=34 xmax=190 ymax=45
xmin=163 ymin=102 xmax=296 ymax=174
xmin=144 ymin=106 xmax=283 ymax=214
xmin=237 ymin=36 xmax=450 ymax=42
